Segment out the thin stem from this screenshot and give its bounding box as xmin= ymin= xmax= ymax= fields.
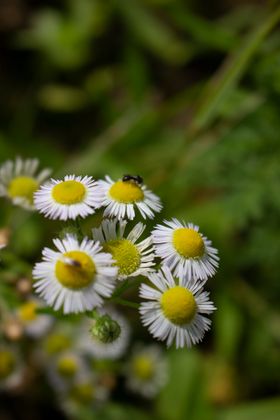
xmin=112 ymin=277 xmax=143 ymax=298
xmin=75 ymin=217 xmax=84 ymax=238
xmin=85 ymin=309 xmax=100 ymax=320
xmin=112 ymin=279 xmax=130 ymax=297
xmin=110 ymin=297 xmax=140 ymax=310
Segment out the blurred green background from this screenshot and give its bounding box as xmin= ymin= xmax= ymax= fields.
xmin=0 ymin=0 xmax=280 ymax=419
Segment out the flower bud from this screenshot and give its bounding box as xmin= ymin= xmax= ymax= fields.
xmin=90 ymin=314 xmax=121 ymax=344
xmin=3 ymin=318 xmax=23 ymax=341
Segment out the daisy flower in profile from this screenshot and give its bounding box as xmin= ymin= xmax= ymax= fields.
xmin=92 ymin=219 xmax=155 ymax=280
xmin=152 ymin=219 xmax=219 ymax=280
xmin=97 ymin=175 xmax=162 ymax=220
xmin=34 ymin=174 xmax=102 ymax=220
xmin=0 ymin=157 xmax=51 ymax=209
xmin=78 ymin=308 xmax=130 ymax=360
xmin=140 ymin=266 xmax=216 ymax=349
xmin=16 ymin=298 xmax=52 ymax=338
xmin=126 ymin=345 xmax=167 ymax=398
xmin=33 ymin=235 xmax=117 ymax=314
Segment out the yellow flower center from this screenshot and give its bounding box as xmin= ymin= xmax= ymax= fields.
xmin=103 ymin=239 xmax=140 ymax=276
xmin=8 ymin=176 xmax=39 ymax=204
xmin=71 ymin=383 xmax=94 ymax=403
xmin=173 ymin=228 xmax=205 ymax=258
xmin=18 ymin=301 xmax=38 ymax=323
xmin=132 ymin=355 xmax=154 ymax=381
xmin=109 ymin=181 xmax=144 ymax=204
xmin=57 ymin=356 xmax=78 ymax=377
xmin=45 ymin=333 xmax=71 ymax=355
xmin=55 ymin=251 xmax=96 ymax=289
xmin=52 ymin=180 xmax=86 ymax=205
xmin=0 ymin=350 xmax=15 ymax=380
xmin=161 ymin=286 xmax=197 ymax=325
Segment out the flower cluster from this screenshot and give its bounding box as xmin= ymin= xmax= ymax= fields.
xmin=0 ymin=158 xmax=219 ymax=351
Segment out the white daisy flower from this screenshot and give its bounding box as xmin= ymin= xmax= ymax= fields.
xmin=97 ymin=175 xmax=162 ymax=220
xmin=47 ymin=351 xmax=87 ymax=393
xmin=78 ymin=308 xmax=130 ymax=360
xmin=126 ymin=345 xmax=167 ymax=398
xmin=92 ymin=219 xmax=155 ymax=280
xmin=35 ymin=324 xmax=74 ymax=365
xmin=152 ymin=219 xmax=219 ymax=281
xmin=33 ymin=235 xmax=118 ymax=314
xmin=139 ymin=266 xmax=216 ymax=349
xmin=43 ymin=327 xmax=73 ymax=357
xmin=34 ymin=174 xmax=103 ymax=220
xmin=16 ymin=297 xmax=52 ymax=338
xmin=0 ymin=157 xmax=51 ymax=209
xmin=0 ymin=346 xmax=24 ymax=390
xmin=60 ymin=373 xmax=109 ymax=416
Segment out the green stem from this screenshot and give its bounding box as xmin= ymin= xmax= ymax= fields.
xmin=112 ymin=279 xmax=129 ymax=297
xmin=85 ymin=308 xmax=100 ymax=320
xmin=112 ymin=277 xmax=143 ymax=298
xmin=110 ymin=297 xmax=140 ymax=309
xmin=74 ymin=217 xmax=84 ymax=239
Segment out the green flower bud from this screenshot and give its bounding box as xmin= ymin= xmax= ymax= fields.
xmin=90 ymin=314 xmax=121 ymax=344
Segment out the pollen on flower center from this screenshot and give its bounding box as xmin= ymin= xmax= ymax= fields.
xmin=8 ymin=176 xmax=39 ymax=203
xmin=55 ymin=251 xmax=96 ymax=289
xmin=173 ymin=228 xmax=205 ymax=258
xmin=0 ymin=351 xmax=15 ymax=379
xmin=52 ymin=180 xmax=86 ymax=205
xmin=161 ymin=286 xmax=197 ymax=325
xmin=18 ymin=301 xmax=38 ymax=323
xmin=103 ymin=239 xmax=140 ymax=276
xmin=109 ymin=181 xmax=144 ymax=204
xmin=132 ymin=356 xmax=154 ymax=380
xmin=57 ymin=356 xmax=77 ymax=377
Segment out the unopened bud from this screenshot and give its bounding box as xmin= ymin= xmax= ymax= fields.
xmin=90 ymin=314 xmax=121 ymax=344
xmin=4 ymin=319 xmax=23 ymax=341
xmin=17 ymin=278 xmax=32 ymax=295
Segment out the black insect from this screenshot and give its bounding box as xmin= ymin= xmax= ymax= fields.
xmin=122 ymin=174 xmax=143 ymax=185
xmin=63 ymin=256 xmax=82 ymax=268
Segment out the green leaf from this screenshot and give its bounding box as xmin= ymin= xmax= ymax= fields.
xmin=156 ymin=349 xmax=212 ymax=420
xmin=192 ymin=5 xmax=280 ymax=131
xmin=214 ymin=294 xmax=243 ymax=362
xmin=117 ymin=0 xmax=192 ymax=63
xmin=219 ymin=398 xmax=280 ymax=420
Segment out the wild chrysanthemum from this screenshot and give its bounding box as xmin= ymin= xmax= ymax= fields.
xmin=33 ymin=235 xmax=117 ymax=314
xmin=0 ymin=157 xmax=51 ymax=209
xmin=126 ymin=345 xmax=167 ymax=398
xmin=140 ymin=266 xmax=216 ymax=349
xmin=78 ymin=308 xmax=130 ymax=360
xmin=152 ymin=219 xmax=219 ymax=280
xmin=17 ymin=298 xmax=52 ymax=338
xmin=47 ymin=351 xmax=87 ymax=393
xmin=43 ymin=331 xmax=72 ymax=356
xmin=34 ymin=175 xmax=102 ymax=220
xmin=92 ymin=219 xmax=155 ymax=280
xmin=96 ymin=175 xmax=162 ymax=220
xmin=60 ymin=373 xmax=109 ymax=416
